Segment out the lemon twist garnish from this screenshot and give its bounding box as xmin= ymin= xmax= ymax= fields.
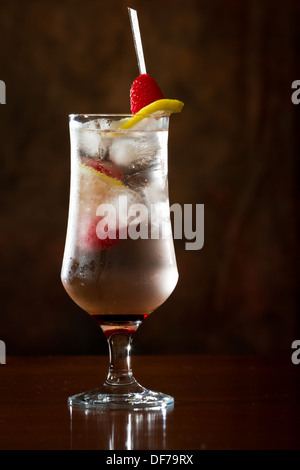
xmin=79 ymin=161 xmax=124 ymax=187
xmin=120 ymin=99 xmax=184 ymax=129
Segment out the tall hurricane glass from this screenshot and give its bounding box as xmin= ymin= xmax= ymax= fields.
xmin=61 ymin=114 xmax=178 ymax=409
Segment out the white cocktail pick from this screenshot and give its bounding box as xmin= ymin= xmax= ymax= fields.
xmin=128 ymin=8 xmax=147 ymax=75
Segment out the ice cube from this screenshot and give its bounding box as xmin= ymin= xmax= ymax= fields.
xmin=110 ymin=132 xmax=159 ymax=167
xmin=76 ymin=129 xmax=101 ymax=157
xmin=74 ymin=118 xmax=117 ymax=158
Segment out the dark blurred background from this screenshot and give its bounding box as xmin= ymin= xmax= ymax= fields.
xmin=0 ymin=0 xmax=299 ymax=355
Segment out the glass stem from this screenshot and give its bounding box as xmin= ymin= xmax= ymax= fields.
xmin=99 ymin=321 xmax=142 ymax=387
xmin=106 ymin=332 xmax=134 ymax=385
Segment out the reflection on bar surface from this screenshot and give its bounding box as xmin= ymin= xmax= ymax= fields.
xmin=69 ymin=406 xmax=172 ymax=450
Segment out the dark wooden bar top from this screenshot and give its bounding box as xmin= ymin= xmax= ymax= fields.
xmin=0 ymin=354 xmax=299 ymax=450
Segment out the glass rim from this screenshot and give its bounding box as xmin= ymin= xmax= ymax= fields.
xmin=69 ymin=113 xmax=170 ymax=131
xmin=69 ymin=113 xmax=170 ymax=118
xmin=69 ymin=114 xmax=134 ymax=118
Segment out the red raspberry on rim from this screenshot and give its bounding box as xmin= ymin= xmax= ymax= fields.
xmin=130 ymin=73 xmax=164 ymax=114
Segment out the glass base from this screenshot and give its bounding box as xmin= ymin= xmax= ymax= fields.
xmin=68 ymin=382 xmax=174 ymax=411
